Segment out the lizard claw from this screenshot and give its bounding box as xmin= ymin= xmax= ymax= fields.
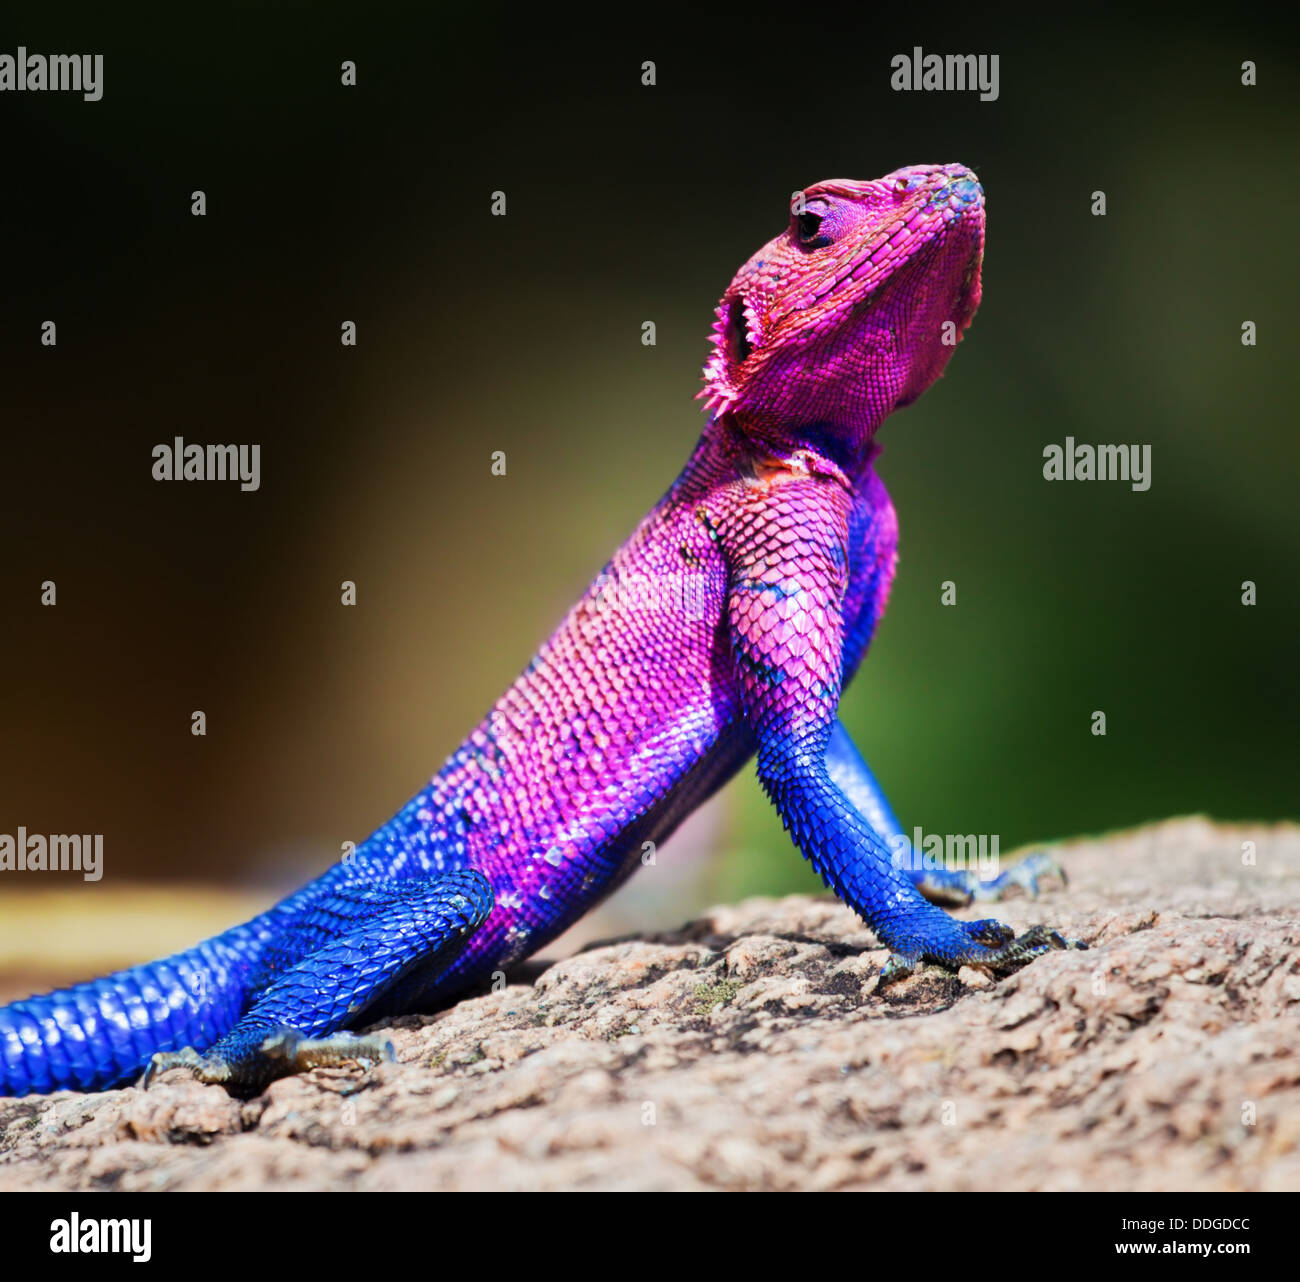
xmin=978 ymin=922 xmax=1088 ymax=971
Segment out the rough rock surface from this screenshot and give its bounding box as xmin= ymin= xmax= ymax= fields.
xmin=2 ymin=818 xmax=1296 ymax=1192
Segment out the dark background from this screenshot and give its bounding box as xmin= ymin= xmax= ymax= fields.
xmin=0 ymin=5 xmax=1295 ymax=919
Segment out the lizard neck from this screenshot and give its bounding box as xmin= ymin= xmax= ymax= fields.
xmin=705 ymin=410 xmax=881 ymax=489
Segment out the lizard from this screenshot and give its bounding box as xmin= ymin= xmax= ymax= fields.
xmin=0 ymin=162 xmax=1083 ymax=1098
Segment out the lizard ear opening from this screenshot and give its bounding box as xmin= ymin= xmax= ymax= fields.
xmin=724 ymin=296 xmax=752 ymax=366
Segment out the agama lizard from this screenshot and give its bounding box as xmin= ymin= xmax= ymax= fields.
xmin=0 ymin=163 xmax=1082 ymax=1097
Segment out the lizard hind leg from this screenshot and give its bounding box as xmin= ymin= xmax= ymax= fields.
xmin=142 ymin=869 xmax=493 ymax=1097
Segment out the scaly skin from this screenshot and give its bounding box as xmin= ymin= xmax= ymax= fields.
xmin=0 ymin=163 xmax=1081 ymax=1097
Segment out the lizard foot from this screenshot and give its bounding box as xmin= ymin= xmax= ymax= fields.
xmin=968 ymin=851 xmax=1067 ymax=902
xmin=912 ymin=851 xmax=1068 ymax=907
xmin=259 ymin=1027 xmax=395 ymax=1075
xmin=141 ymin=1027 xmax=394 ymax=1093
xmin=877 ymin=922 xmax=1088 ymax=989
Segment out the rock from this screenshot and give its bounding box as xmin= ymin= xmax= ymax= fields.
xmin=1 ymin=818 xmax=1297 ymax=1191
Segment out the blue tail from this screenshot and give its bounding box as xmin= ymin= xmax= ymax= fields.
xmin=0 ymin=920 xmax=273 ymax=1096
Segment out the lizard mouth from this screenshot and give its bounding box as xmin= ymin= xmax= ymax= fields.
xmin=724 ymin=296 xmax=753 ymax=365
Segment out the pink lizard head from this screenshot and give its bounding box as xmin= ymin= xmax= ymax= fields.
xmin=702 ymin=163 xmax=985 ymax=462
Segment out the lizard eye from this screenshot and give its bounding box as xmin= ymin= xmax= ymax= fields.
xmin=791 ymin=199 xmax=833 ymax=248
xmin=795 ymin=211 xmax=824 ymax=243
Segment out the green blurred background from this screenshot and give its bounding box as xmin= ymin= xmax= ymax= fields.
xmin=0 ymin=6 xmax=1295 ymax=955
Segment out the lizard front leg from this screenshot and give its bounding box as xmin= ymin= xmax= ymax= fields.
xmin=720 ymin=470 xmax=1084 ymax=984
